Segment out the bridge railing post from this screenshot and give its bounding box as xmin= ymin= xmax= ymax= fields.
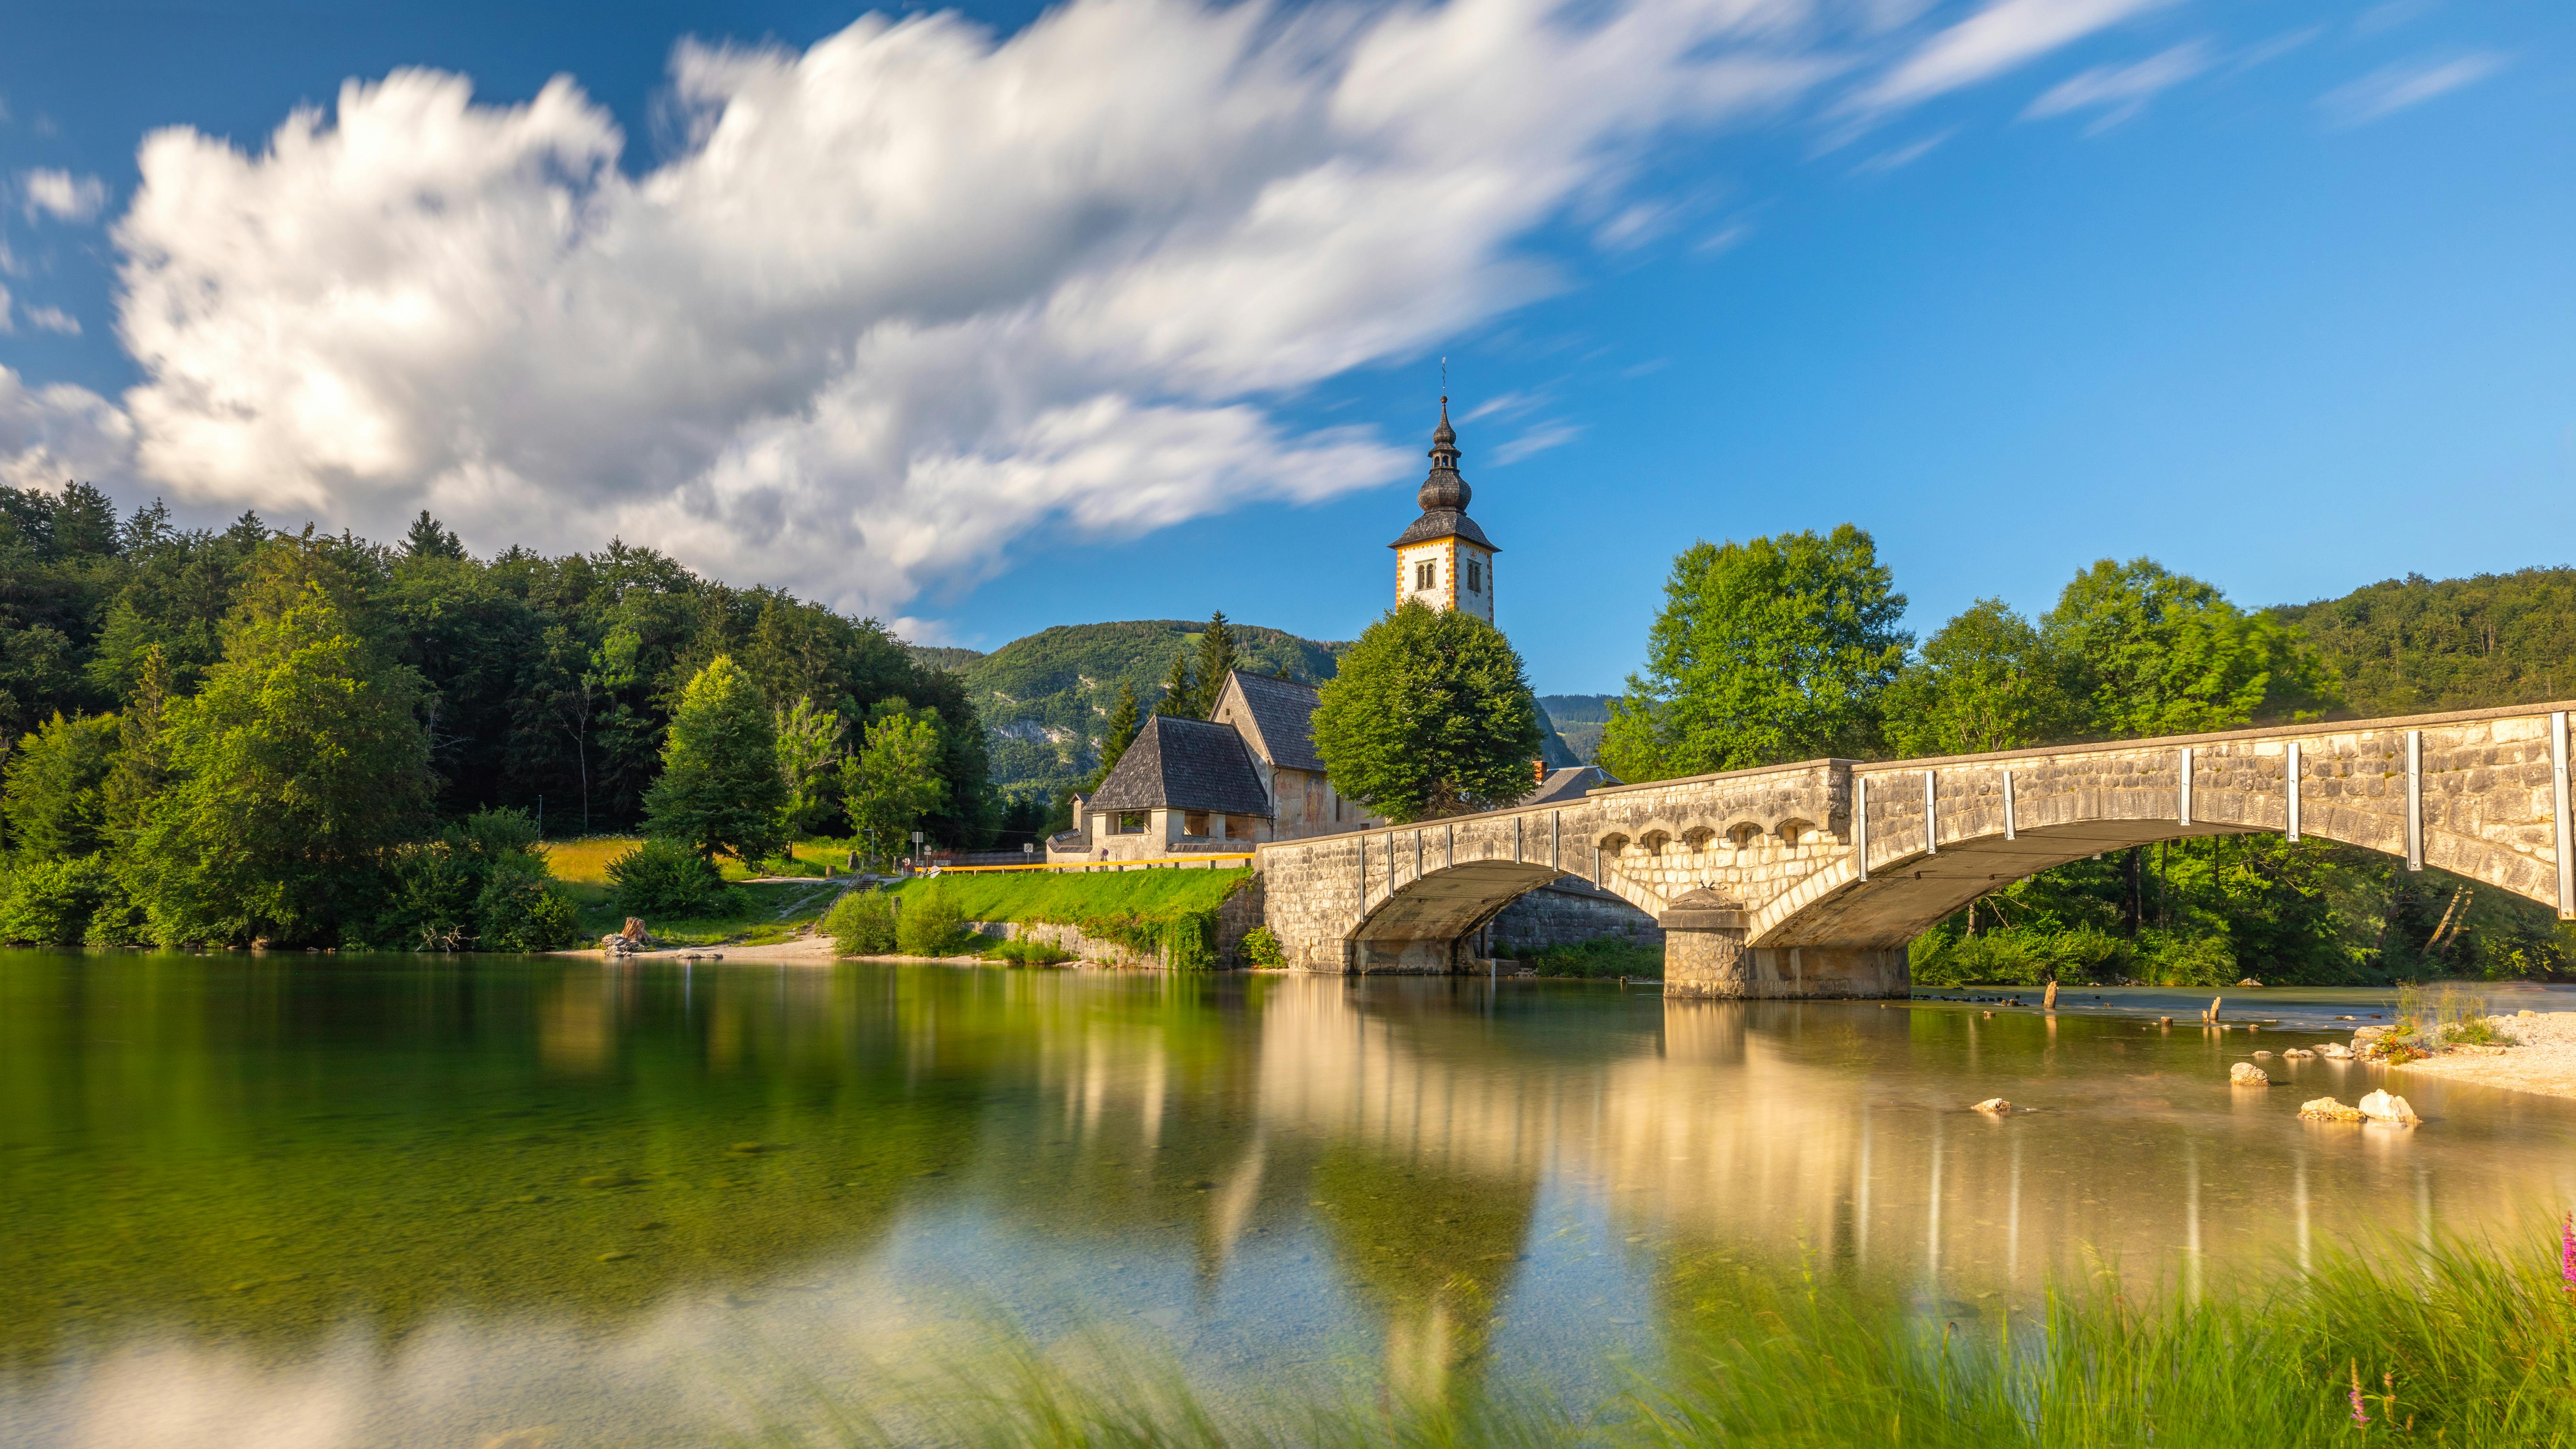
xmin=2287 ymin=740 xmax=2302 ymax=842
xmin=2554 ymin=712 xmax=2572 ymax=920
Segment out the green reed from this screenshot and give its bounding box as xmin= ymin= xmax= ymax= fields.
xmin=746 ymin=1226 xmax=2576 ymax=1447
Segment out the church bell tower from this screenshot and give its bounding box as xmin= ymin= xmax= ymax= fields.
xmin=1388 ymin=398 xmax=1496 ymax=623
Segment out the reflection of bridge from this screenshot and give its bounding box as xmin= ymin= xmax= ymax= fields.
xmin=1256 ymin=704 xmax=2576 ymax=997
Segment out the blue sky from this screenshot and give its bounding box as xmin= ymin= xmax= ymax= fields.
xmin=0 ymin=0 xmax=2567 ymax=694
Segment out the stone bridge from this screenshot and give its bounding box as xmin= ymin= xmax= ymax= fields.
xmin=1254 ymin=702 xmax=2576 ymax=997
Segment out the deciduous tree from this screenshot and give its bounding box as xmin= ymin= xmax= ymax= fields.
xmin=642 ymin=654 xmax=787 ymax=864
xmin=842 ymin=707 xmax=947 ymax=863
xmin=1312 ymin=600 xmax=1543 ymax=822
xmin=1880 ymin=598 xmax=2074 ymax=757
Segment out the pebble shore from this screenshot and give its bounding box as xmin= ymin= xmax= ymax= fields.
xmin=2389 ymin=1010 xmax=2576 ymax=1101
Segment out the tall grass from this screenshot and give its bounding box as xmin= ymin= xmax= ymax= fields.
xmin=750 ymin=1227 xmax=2576 ymax=1447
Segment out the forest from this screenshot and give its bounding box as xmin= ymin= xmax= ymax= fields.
xmin=0 ymin=485 xmax=1003 ymax=948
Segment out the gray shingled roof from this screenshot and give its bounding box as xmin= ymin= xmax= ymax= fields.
xmin=1515 ymin=765 xmax=1619 ymax=808
xmin=1217 ymin=670 xmax=1325 ymax=774
xmin=1088 ymin=714 xmax=1274 ymax=816
xmin=1388 ymin=508 xmax=1497 ymax=551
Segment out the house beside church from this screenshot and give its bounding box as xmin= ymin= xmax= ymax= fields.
xmin=1046 ymin=398 xmax=1608 ymax=865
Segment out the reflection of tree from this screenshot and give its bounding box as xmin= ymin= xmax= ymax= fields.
xmin=1306 ymin=1146 xmax=1537 ymax=1401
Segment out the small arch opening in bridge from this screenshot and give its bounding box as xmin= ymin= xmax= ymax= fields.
xmin=1681 ymin=826 xmax=1716 ymax=853
xmin=1639 ymin=830 xmax=1671 ymax=856
xmin=1599 ymin=832 xmax=1630 ymax=857
xmin=1776 ymin=817 xmax=1816 ymax=848
xmin=1727 ymin=823 xmax=1762 ymax=850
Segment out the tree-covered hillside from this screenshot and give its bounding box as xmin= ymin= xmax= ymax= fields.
xmin=920 ymin=620 xmax=1347 ymax=801
xmin=1535 ymin=694 xmax=1613 ymax=763
xmin=2271 ymin=567 xmax=2576 ymax=716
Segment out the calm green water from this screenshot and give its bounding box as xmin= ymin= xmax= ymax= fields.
xmin=6 ymin=954 xmax=2574 ymax=1446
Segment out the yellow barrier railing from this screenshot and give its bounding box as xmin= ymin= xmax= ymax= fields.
xmin=928 ymin=853 xmax=1256 ymax=875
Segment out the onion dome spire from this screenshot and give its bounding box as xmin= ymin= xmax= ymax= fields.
xmin=1417 ymin=396 xmax=1471 ymax=512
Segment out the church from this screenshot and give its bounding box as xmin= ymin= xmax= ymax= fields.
xmin=1048 ymin=400 xmax=1609 ymax=863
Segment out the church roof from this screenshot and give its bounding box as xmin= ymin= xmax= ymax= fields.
xmin=1088 ymin=714 xmax=1274 ymax=816
xmin=1515 ymin=765 xmax=1621 ymax=808
xmin=1387 ymin=397 xmax=1499 ymax=552
xmin=1212 ymin=670 xmax=1325 ymax=774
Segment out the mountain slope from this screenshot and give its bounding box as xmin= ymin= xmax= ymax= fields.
xmin=2272 ymin=567 xmax=2576 ymax=716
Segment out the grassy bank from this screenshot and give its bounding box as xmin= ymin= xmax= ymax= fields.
xmin=754 ymin=1227 xmax=2576 ymax=1447
xmin=879 ymin=868 xmax=1253 ymax=967
xmin=1519 ymin=937 xmax=1664 ymax=979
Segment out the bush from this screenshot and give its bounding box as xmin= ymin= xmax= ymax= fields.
xmin=1162 ymin=913 xmax=1214 ymax=970
xmin=1237 ymin=925 xmax=1286 ymax=967
xmin=988 ymin=937 xmax=1072 ymax=966
xmin=825 ymin=888 xmax=898 ymax=956
xmin=1523 ymin=936 xmax=1665 ymax=978
xmin=0 ymin=855 xmax=122 ymax=945
xmin=2136 ymin=929 xmax=2236 ymax=987
xmin=476 ymin=868 xmax=582 ymax=952
xmin=608 ymin=839 xmax=728 ymax=918
xmin=896 ymin=882 xmax=970 ymax=957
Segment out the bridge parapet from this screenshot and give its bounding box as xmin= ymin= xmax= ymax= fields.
xmin=1255 ymin=702 xmax=2576 ymax=996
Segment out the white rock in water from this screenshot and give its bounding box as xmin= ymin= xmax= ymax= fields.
xmin=2357 ymin=1089 xmax=2421 ymax=1125
xmin=2300 ymin=1096 xmax=2364 ymax=1121
xmin=2353 ymin=1025 xmax=2387 ymax=1040
xmin=1971 ymin=1098 xmax=2012 ymax=1114
xmin=2318 ymin=1042 xmax=2352 ymax=1060
xmin=2283 ymin=1047 xmax=2316 ymax=1059
xmin=2229 ymin=1061 xmax=2271 ymax=1086
xmin=2252 ymin=1049 xmax=2275 ymax=1059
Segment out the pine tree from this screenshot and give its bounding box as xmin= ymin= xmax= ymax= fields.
xmin=641 ymin=654 xmax=787 ymax=864
xmin=1156 ymin=649 xmax=1197 ymax=720
xmin=1086 ymin=681 xmax=1140 ymax=790
xmin=402 ymin=509 xmax=467 ymax=561
xmin=1191 ymin=611 xmax=1239 ymax=715
xmin=102 ymin=645 xmax=172 ymax=844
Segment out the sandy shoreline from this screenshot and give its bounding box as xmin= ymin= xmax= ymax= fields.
xmin=2389 ymin=1009 xmax=2576 ymax=1101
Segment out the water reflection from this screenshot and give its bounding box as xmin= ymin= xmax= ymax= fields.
xmin=4 ymin=957 xmax=2575 ymax=1447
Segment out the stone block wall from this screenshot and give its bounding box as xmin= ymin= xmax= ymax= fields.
xmin=1487 ymin=880 xmax=1660 ymax=954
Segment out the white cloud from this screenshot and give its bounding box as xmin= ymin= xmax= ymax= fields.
xmin=20 ymin=168 xmax=107 ymax=223
xmin=25 ymin=306 xmax=79 ymax=335
xmin=1852 ymin=127 xmax=1953 ymax=173
xmin=0 ymin=366 xmax=137 ymax=491
xmin=39 ymin=0 xmax=1827 ymax=619
xmin=1847 ymin=0 xmax=2173 ymax=115
xmin=1491 ymin=421 xmax=1583 ymax=463
xmin=2318 ymin=51 xmax=2507 ymax=127
xmin=2022 ymin=39 xmax=2209 ymax=130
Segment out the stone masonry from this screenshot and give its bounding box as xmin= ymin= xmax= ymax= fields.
xmin=1254 ymin=702 xmax=2576 ymax=998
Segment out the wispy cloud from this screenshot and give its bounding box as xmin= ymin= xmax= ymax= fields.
xmin=1695 ymin=221 xmax=1752 ymax=256
xmin=19 ymin=169 xmax=106 ymax=224
xmin=24 ymin=307 xmax=79 ymax=336
xmin=1492 ymin=422 xmax=1583 ymax=464
xmin=1846 ymin=0 xmax=2174 ymax=116
xmin=2023 ymin=39 xmax=2210 ymax=131
xmin=1461 ymin=390 xmax=1543 ymax=424
xmin=2318 ymin=50 xmax=2507 ymax=127
xmin=1853 ymin=128 xmax=1955 ymax=175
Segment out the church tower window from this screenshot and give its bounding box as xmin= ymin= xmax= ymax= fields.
xmin=1416 ymin=560 xmax=1435 ymax=591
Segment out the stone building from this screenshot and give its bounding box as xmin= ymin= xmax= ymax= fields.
xmin=1049 ymin=670 xmax=1386 ymax=862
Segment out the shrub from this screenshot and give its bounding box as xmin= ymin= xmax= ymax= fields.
xmin=1910 ymin=924 xmax=2135 ymax=986
xmin=476 ymin=868 xmax=582 ymax=952
xmin=1237 ymin=925 xmax=1286 ymax=968
xmin=2136 ymin=929 xmax=2236 ymax=987
xmin=896 ymin=882 xmax=970 ymax=957
xmin=1523 ymin=937 xmax=1665 ymax=979
xmin=0 ymin=855 xmax=122 ymax=945
xmin=825 ymin=888 xmax=898 ymax=956
xmin=988 ymin=937 xmax=1073 ymax=966
xmin=608 ymin=838 xmax=728 ymax=918
xmin=1162 ymin=913 xmax=1214 ymax=970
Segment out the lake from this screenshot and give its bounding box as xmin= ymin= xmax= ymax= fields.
xmin=6 ymin=953 xmax=2573 ymax=1446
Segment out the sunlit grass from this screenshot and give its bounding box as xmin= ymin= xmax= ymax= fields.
xmin=741 ymin=1227 xmax=2576 ymax=1448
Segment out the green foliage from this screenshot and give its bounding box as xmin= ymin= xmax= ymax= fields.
xmin=2045 ymin=557 xmax=2339 ymax=736
xmin=126 ymin=563 xmax=434 ymax=946
xmin=1909 ymin=925 xmax=2131 ymax=986
xmin=1601 ymin=525 xmax=1909 ymax=781
xmin=1083 ymin=681 xmax=1140 ymax=793
xmin=1187 ymin=610 xmax=1238 ymax=718
xmin=1161 ymin=912 xmax=1214 ymax=970
xmin=773 ymin=696 xmax=846 ymax=836
xmin=985 ymin=936 xmax=1073 ymax=966
xmin=2 ymin=710 xmax=120 ymax=858
xmin=101 ymin=645 xmax=171 ymax=845
xmin=1236 ymin=924 xmax=1286 ymax=967
xmin=1521 ymin=936 xmax=1665 ymax=978
xmin=1880 ymin=598 xmax=2073 ymax=756
xmin=1312 ymin=600 xmax=1545 ymax=821
xmin=606 ymin=838 xmax=728 ymax=918
xmin=890 ymin=867 xmax=1250 ymax=965
xmin=1154 ymin=647 xmax=1196 ymax=721
xmin=373 ymin=808 xmax=580 ymax=952
xmin=2272 ymin=565 xmax=2576 ymax=716
xmin=0 ymin=854 xmax=127 ymax=945
xmin=841 ymin=707 xmax=948 ymax=864
xmin=643 ymin=654 xmax=787 ymax=863
xmin=896 ymin=882 xmax=971 ymax=957
xmin=824 ymin=888 xmax=898 ymax=955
